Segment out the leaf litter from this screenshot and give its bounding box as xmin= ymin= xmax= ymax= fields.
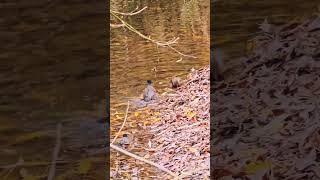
xmin=148 ymin=66 xmax=210 ymax=179
xmin=212 ymin=15 xmax=320 ymax=179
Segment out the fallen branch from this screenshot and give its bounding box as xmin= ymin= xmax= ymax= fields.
xmin=111 ymin=101 xmax=130 ymax=144
xmin=47 ymin=123 xmax=62 ymax=180
xmin=110 ymin=11 xmax=197 ymax=58
xmin=110 ymin=144 xmax=178 ymax=178
xmin=111 ymin=11 xmax=178 ymax=46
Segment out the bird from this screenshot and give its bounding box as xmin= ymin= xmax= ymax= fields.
xmin=143 ymin=80 xmax=157 ymax=102
xmin=119 ymin=134 xmax=130 ymax=148
xmin=171 ymin=76 xmax=182 ymax=88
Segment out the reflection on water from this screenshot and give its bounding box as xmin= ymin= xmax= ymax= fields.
xmin=110 ymin=0 xmax=209 ymax=178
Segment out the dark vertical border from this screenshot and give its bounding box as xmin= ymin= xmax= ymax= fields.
xmin=210 ymin=0 xmax=214 ymax=179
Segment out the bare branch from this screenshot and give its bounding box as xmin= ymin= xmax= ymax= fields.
xmin=110 ymin=144 xmax=178 ymax=178
xmin=110 ymin=11 xmax=197 ymax=58
xmin=110 ymin=23 xmax=125 ymax=28
xmin=168 ymin=45 xmax=197 ymax=58
xmin=111 ymin=101 xmax=130 ymax=144
xmin=111 ymin=6 xmax=148 ymax=16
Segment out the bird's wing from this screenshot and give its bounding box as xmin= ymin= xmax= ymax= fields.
xmin=150 ymin=86 xmax=157 ymax=93
xmin=143 ymin=87 xmax=148 ymax=98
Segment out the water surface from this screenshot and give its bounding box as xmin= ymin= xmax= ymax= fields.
xmin=0 ymin=1 xmax=106 ymax=179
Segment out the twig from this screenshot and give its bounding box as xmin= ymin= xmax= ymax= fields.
xmin=168 ymin=44 xmax=197 ymax=58
xmin=111 ymin=11 xmax=178 ymax=46
xmin=47 ymin=123 xmax=62 ymax=180
xmin=111 ymin=6 xmax=148 ymax=16
xmin=174 ymin=167 xmax=208 ymax=180
xmin=111 ymin=101 xmax=129 ymax=144
xmin=176 ymin=121 xmax=203 ymax=130
xmin=110 ymin=23 xmax=125 ymax=28
xmin=110 ymin=144 xmax=178 ymax=178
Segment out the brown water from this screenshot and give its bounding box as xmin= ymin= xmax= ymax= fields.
xmin=0 ymin=1 xmax=106 ymax=179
